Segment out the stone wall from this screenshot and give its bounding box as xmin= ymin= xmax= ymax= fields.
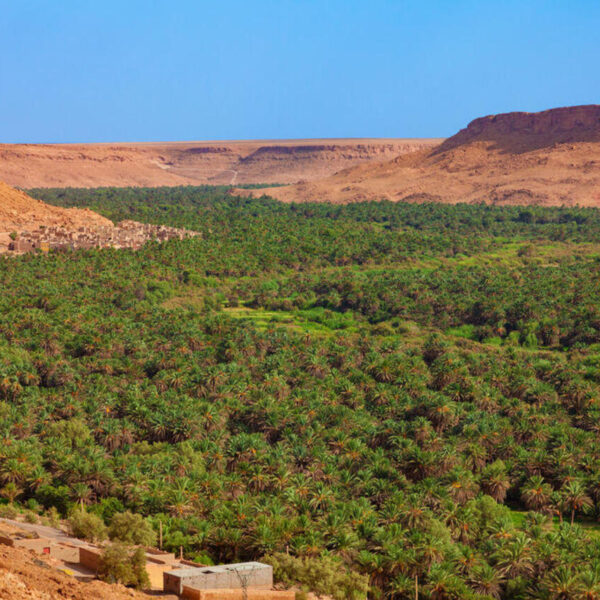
xmin=182 ymin=588 xmax=296 ymax=600
xmin=2 ymin=220 xmax=200 ymax=255
xmin=79 ymin=546 xmax=102 ymax=572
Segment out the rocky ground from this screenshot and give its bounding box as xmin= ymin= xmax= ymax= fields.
xmin=248 ymin=105 xmax=600 ymax=206
xmin=0 ymin=544 xmax=165 ymax=600
xmin=0 ymin=182 xmax=199 ymax=254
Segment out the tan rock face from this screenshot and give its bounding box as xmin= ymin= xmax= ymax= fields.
xmin=253 ymin=105 xmax=600 ymax=207
xmin=0 ymin=181 xmax=113 ymax=231
xmin=437 ymin=104 xmax=600 ymax=153
xmin=0 ymin=139 xmax=441 ymax=188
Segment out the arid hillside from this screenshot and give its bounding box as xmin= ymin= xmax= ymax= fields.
xmin=0 ymin=181 xmax=198 ymax=253
xmin=0 ymin=543 xmax=158 ymax=600
xmin=0 ymin=181 xmax=112 ymax=230
xmin=0 ymin=139 xmax=441 ymax=188
xmin=253 ymin=105 xmax=600 ymax=206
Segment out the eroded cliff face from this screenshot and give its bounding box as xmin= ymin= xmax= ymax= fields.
xmin=437 ymin=104 xmax=600 ymax=153
xmin=0 ymin=139 xmax=441 ymax=188
xmin=252 ymin=105 xmax=600 ymax=207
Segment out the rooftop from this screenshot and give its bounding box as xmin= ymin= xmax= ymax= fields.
xmin=166 ymin=562 xmax=269 ymax=577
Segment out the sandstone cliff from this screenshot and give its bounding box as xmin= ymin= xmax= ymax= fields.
xmin=253 ymin=105 xmax=600 ymax=207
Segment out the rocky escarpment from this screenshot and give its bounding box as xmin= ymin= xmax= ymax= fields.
xmin=0 ymin=139 xmax=442 ymax=188
xmin=251 ymin=105 xmax=600 ymax=207
xmin=437 ymin=104 xmax=600 ymax=153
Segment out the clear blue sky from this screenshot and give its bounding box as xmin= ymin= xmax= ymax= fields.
xmin=0 ymin=0 xmax=598 ymax=142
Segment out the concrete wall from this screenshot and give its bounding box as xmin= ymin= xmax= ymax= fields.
xmin=146 ymin=562 xmax=179 ymax=590
xmin=165 ymin=571 xmax=185 ymax=595
xmin=79 ymin=546 xmax=102 ymax=572
xmin=165 ymin=563 xmax=273 ymax=595
xmin=182 ymin=588 xmax=295 ymax=600
xmin=145 ymin=548 xmax=176 ymax=563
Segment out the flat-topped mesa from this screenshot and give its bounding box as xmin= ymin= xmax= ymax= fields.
xmin=0 ymin=138 xmax=442 ymax=188
xmin=437 ymin=104 xmax=600 ymax=153
xmin=253 ymin=104 xmax=600 ymax=206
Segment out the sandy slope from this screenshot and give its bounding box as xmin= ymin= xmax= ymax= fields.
xmin=0 ymin=181 xmax=112 ymax=231
xmin=0 ymin=543 xmax=159 ymax=600
xmin=252 ymin=105 xmax=600 ymax=206
xmin=0 ymin=139 xmax=441 ymax=188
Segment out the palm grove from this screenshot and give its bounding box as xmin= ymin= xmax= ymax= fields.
xmin=3 ymin=187 xmax=600 ymax=598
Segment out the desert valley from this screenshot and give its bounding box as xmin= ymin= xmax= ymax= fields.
xmin=2 ymin=105 xmax=600 ymax=255
xmin=2 ymin=103 xmax=600 ymax=600
xmin=4 ymin=2 xmax=600 ymax=598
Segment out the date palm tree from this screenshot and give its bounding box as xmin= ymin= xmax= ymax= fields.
xmin=561 ymin=480 xmax=593 ymax=525
xmin=468 ymin=563 xmax=502 ymax=599
xmin=521 ymin=475 xmax=553 ymax=512
xmin=480 ymin=460 xmax=511 ymax=503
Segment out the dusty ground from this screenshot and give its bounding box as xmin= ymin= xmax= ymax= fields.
xmin=0 ymin=139 xmax=441 ymax=188
xmin=0 ymin=182 xmax=200 ymax=254
xmin=250 ymin=105 xmax=600 ymax=207
xmin=0 ymin=181 xmax=112 ymax=231
xmin=0 ymin=543 xmax=166 ymax=600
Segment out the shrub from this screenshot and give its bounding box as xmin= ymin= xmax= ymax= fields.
xmin=0 ymin=504 xmax=18 ymax=519
xmin=68 ymin=510 xmax=107 ymax=543
xmin=191 ymin=551 xmax=214 ymax=565
xmin=263 ymin=553 xmax=369 ymax=600
xmin=24 ymin=511 xmax=38 ymax=524
xmin=108 ymin=511 xmax=156 ymax=546
xmin=35 ymin=484 xmax=71 ymax=515
xmin=45 ymin=506 xmax=61 ymax=528
xmin=98 ymin=543 xmax=149 ymax=589
xmin=25 ymin=498 xmax=41 ymax=513
xmin=92 ymin=497 xmax=125 ymax=522
xmin=1 ymin=483 xmax=22 ymax=503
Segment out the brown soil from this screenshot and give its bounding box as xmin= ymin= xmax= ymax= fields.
xmin=0 ymin=181 xmax=112 ymax=231
xmin=0 ymin=543 xmax=158 ymax=600
xmin=251 ymin=105 xmax=600 ymax=207
xmin=0 ymin=139 xmax=441 ymax=188
xmin=0 ymin=182 xmax=199 ymax=254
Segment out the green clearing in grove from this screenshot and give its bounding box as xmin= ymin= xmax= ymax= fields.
xmin=4 ymin=185 xmax=600 ymax=598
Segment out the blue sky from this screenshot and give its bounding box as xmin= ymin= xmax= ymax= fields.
xmin=0 ymin=0 xmax=598 ymax=142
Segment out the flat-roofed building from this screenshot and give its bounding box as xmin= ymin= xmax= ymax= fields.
xmin=163 ymin=562 xmax=273 ymax=596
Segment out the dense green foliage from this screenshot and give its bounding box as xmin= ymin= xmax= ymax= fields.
xmin=108 ymin=510 xmax=157 ymax=546
xmin=4 ymin=186 xmax=600 ymax=598
xmin=98 ymin=543 xmax=149 ymax=588
xmin=265 ymin=552 xmax=369 ymax=600
xmin=68 ymin=509 xmax=108 ymax=542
